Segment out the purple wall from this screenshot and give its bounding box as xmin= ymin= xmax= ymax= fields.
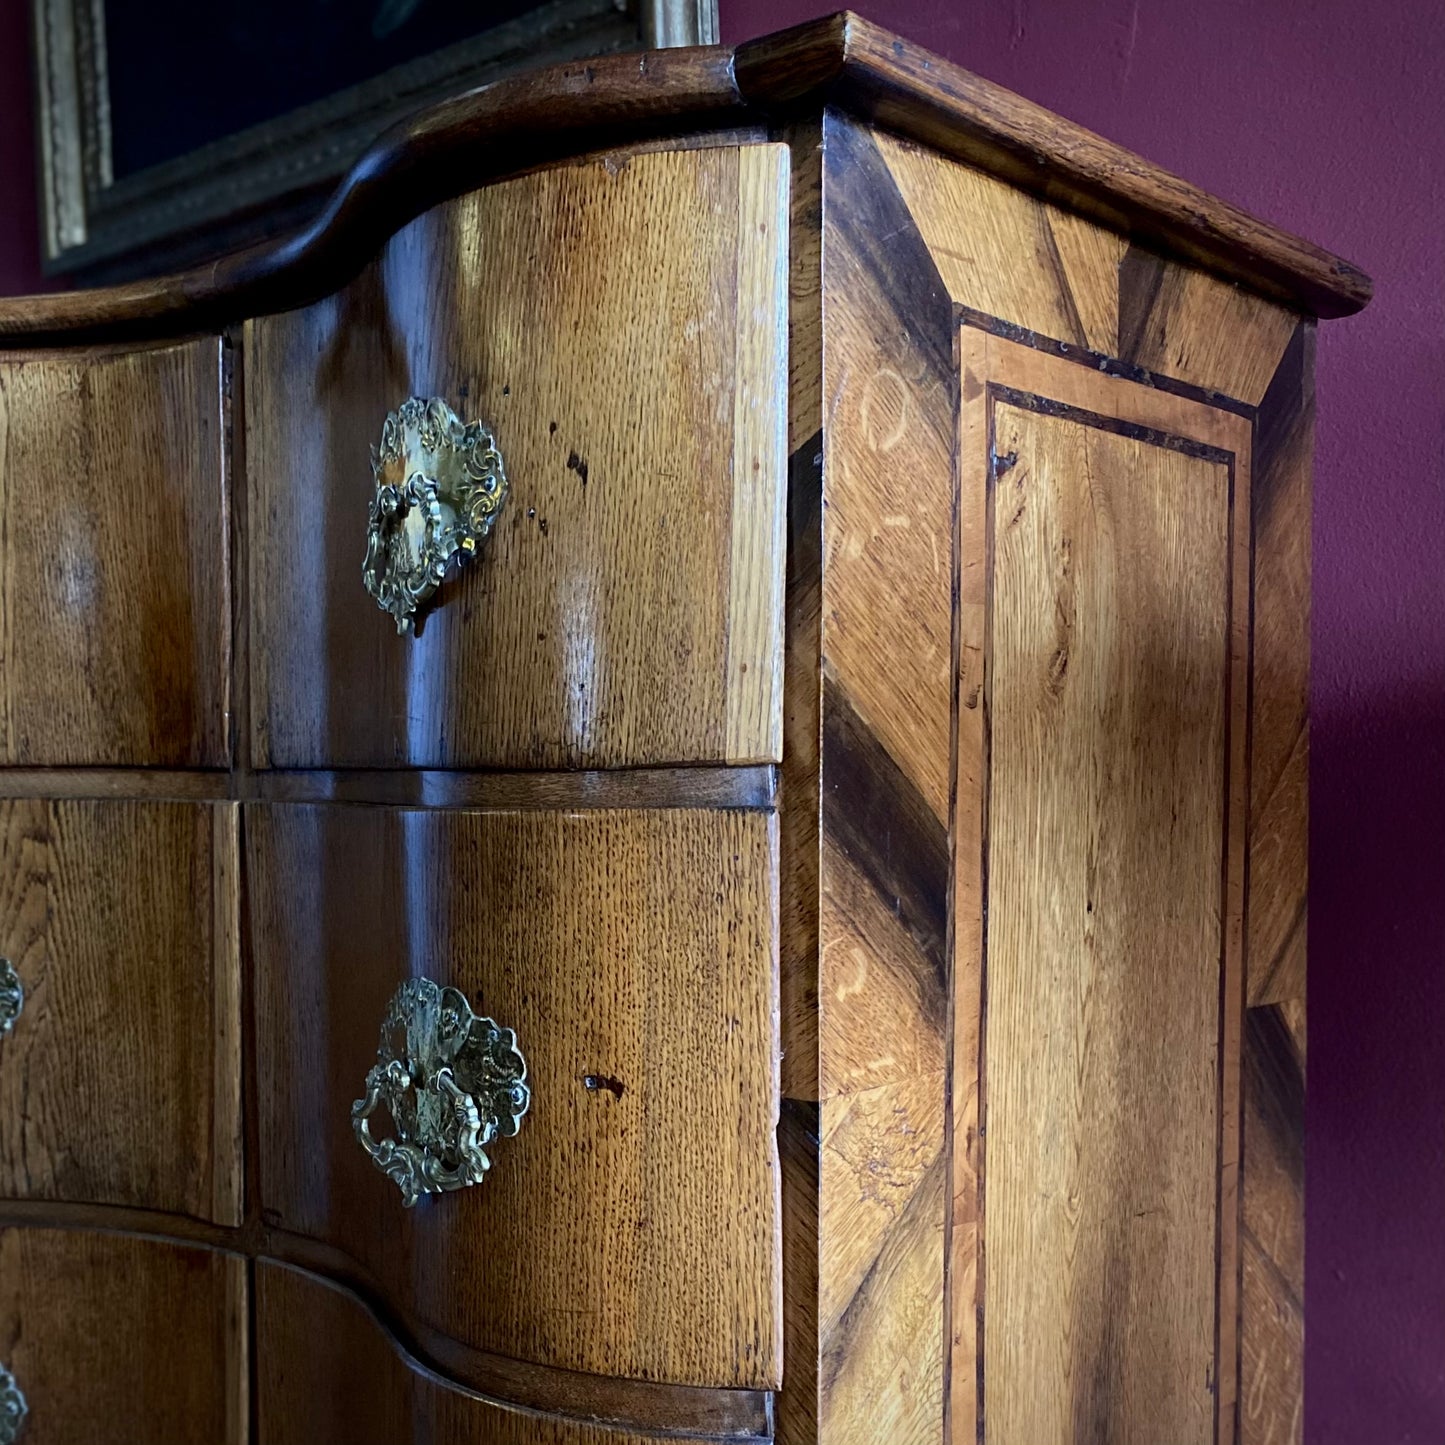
xmin=720 ymin=2 xmax=1444 ymax=1441
xmin=0 ymin=1 xmax=1440 ymax=1438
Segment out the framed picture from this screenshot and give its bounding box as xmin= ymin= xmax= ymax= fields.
xmin=32 ymin=0 xmax=718 ymax=282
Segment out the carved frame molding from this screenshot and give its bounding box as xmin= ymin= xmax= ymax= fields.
xmin=31 ymin=0 xmax=719 ymax=282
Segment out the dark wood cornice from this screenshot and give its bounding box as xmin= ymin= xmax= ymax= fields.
xmin=0 ymin=12 xmax=1370 ymax=345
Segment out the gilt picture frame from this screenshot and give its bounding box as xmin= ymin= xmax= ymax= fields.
xmin=31 ymin=0 xmax=719 ymax=282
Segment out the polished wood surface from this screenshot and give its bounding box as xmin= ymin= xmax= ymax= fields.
xmin=774 ymin=117 xmax=825 ymax=1445
xmin=0 ymin=17 xmax=1367 ymax=349
xmin=1237 ymin=324 xmax=1315 ymax=1445
xmin=0 ymin=766 xmax=776 ymax=809
xmin=1239 ymin=1004 xmax=1306 ymax=1445
xmin=812 ymin=115 xmax=956 ymax=1445
xmin=0 ymin=800 xmax=241 ymax=1224
xmin=0 ymin=30 xmax=1339 ymax=1436
xmin=774 ymin=113 xmax=958 ymax=1445
xmin=256 ymin=1262 xmax=770 ymax=1445
xmin=876 ymin=133 xmax=1300 ymax=407
xmin=248 ymin=764 xmax=777 ymax=810
xmin=1248 ymin=325 xmax=1314 ymax=1011
xmin=250 ymin=803 xmax=780 ymax=1388
xmin=0 ymin=1227 xmax=246 ymax=1445
xmin=0 ymin=341 xmax=229 ymax=766
xmin=0 ymin=50 xmax=748 ymax=346
xmin=248 ymin=143 xmax=787 ymax=771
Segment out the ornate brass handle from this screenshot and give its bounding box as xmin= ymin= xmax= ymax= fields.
xmin=0 ymin=1362 xmax=26 ymax=1443
xmin=362 ymin=396 xmax=508 ymax=634
xmin=0 ymin=960 xmax=22 ymax=1036
xmin=351 ymin=978 xmax=529 ymax=1207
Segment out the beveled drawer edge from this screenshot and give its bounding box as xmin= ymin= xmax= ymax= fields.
xmin=0 ymin=766 xmax=778 ymax=811
xmin=0 ymin=1199 xmax=773 ymax=1439
xmin=0 ymin=1197 xmax=243 ymax=1255
xmin=0 ymin=770 xmax=233 ymax=801
xmin=246 ymin=765 xmax=778 ymax=811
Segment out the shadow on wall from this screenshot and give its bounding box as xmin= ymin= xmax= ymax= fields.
xmin=1309 ymin=675 xmax=1445 ymax=1440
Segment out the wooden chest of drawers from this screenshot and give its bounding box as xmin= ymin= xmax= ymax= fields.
xmin=0 ymin=14 xmax=1367 ymax=1445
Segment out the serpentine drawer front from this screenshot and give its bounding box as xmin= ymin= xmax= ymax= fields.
xmin=246 ymin=143 xmax=788 ymax=772
xmin=0 ymin=799 xmax=241 ymax=1222
xmin=0 ymin=1228 xmax=245 ymax=1445
xmin=0 ymin=15 xmax=1368 ymax=1445
xmin=250 ymin=803 xmax=781 ymax=1388
xmin=0 ymin=342 xmax=228 ymax=768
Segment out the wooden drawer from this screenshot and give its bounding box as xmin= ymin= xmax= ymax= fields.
xmin=0 ymin=342 xmax=228 ymax=767
xmin=246 ymin=143 xmax=787 ymax=770
xmin=0 ymin=799 xmax=241 ymax=1223
xmin=256 ymin=1262 xmax=771 ymax=1445
xmin=0 ymin=1227 xmax=246 ymax=1445
xmin=250 ymin=803 xmax=781 ymax=1388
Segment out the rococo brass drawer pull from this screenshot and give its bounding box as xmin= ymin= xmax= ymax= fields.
xmin=362 ymin=396 xmax=508 ymax=634
xmin=0 ymin=960 xmax=22 ymax=1036
xmin=352 ymin=978 xmax=529 ymax=1207
xmin=0 ymin=1362 xmax=26 ymax=1443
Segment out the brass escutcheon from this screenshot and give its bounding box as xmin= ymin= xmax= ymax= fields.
xmin=351 ymin=978 xmax=529 ymax=1207
xmin=0 ymin=960 xmax=22 ymax=1037
xmin=0 ymin=1362 xmax=26 ymax=1443
xmin=362 ymin=397 xmax=507 ymax=634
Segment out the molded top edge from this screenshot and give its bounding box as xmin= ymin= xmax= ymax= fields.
xmin=0 ymin=13 xmax=1370 ymax=345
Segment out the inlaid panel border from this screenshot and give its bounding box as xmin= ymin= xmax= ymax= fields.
xmin=953 ymin=325 xmax=1254 ymax=1445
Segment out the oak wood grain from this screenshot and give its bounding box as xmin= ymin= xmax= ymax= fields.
xmin=247 ymin=144 xmax=786 ymax=771
xmin=954 ymin=331 xmax=1253 ymax=1445
xmin=729 ymin=148 xmax=792 ymax=761
xmin=1235 ymin=325 xmax=1314 ymax=1445
xmin=983 ymin=402 xmax=1230 ymax=1445
xmin=247 ymin=765 xmax=777 ymax=810
xmin=878 ymin=131 xmax=1299 ymax=407
xmin=0 ymin=340 xmax=229 ymax=766
xmin=0 ymin=1227 xmax=246 ymax=1445
xmin=1248 ymin=325 xmax=1314 ymax=1009
xmin=0 ymin=1196 xmax=775 ymax=1440
xmin=0 ymin=799 xmax=242 ymax=1224
xmin=776 ymin=122 xmax=826 ymax=1445
xmin=0 ymin=770 xmax=232 ymax=800
xmin=256 ymin=1261 xmax=768 ymax=1445
xmin=880 ymin=132 xmax=1126 ymax=357
xmin=0 ymin=50 xmax=749 ymax=346
xmin=1123 ymin=257 xmax=1297 ymax=410
xmin=250 ymin=803 xmax=780 ymax=1388
xmin=0 ymin=766 xmax=777 ymax=809
xmin=1239 ymin=1005 xmax=1305 ymax=1445
xmin=775 ymin=112 xmax=958 ymax=1445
